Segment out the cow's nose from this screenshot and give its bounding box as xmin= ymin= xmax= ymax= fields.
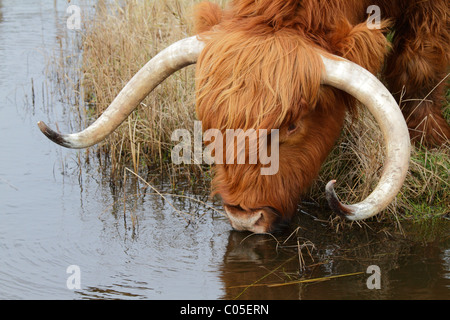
xmin=224 ymin=205 xmax=280 ymax=234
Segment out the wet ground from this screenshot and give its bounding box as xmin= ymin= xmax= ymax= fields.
xmin=0 ymin=0 xmax=448 ymax=300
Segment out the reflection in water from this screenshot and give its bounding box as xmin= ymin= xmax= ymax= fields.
xmin=220 ymin=215 xmax=450 ymax=300
xmin=0 ymin=1 xmax=448 ymax=300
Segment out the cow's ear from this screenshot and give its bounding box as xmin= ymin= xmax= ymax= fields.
xmin=193 ymin=2 xmax=223 ymax=34
xmin=328 ymin=19 xmax=391 ymax=75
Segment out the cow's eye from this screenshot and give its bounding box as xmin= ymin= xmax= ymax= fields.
xmin=287 ymin=123 xmax=297 ymax=134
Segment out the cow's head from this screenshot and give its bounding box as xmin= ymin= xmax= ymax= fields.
xmin=195 ymin=23 xmax=352 ymax=233
xmin=38 ymin=1 xmax=410 ymax=234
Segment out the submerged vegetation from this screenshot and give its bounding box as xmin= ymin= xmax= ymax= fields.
xmin=53 ymin=0 xmax=448 ymax=221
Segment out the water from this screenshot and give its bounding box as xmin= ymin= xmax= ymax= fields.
xmin=0 ymin=1 xmax=448 ymax=300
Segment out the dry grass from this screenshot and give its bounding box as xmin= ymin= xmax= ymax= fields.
xmin=310 ymin=110 xmax=449 ymax=220
xmin=59 ymin=0 xmax=448 ymax=220
xmin=81 ymin=0 xmax=223 ymax=180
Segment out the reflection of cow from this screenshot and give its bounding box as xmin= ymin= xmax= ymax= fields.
xmin=38 ymin=0 xmax=449 ymax=233
xmin=220 ymin=220 xmax=447 ymax=300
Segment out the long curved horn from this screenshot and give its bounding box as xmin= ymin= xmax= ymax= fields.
xmin=38 ymin=36 xmax=206 ymax=149
xmin=39 ymin=34 xmax=409 ymax=221
xmin=321 ymin=54 xmax=411 ymax=221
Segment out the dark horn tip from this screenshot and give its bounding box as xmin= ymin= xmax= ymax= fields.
xmin=325 ymin=180 xmax=355 ymax=217
xmin=37 ymin=121 xmax=73 ymax=148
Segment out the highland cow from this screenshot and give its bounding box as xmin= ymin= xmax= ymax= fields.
xmin=39 ymin=0 xmax=449 ymax=233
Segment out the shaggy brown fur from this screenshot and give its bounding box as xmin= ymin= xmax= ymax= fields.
xmin=381 ymin=0 xmax=450 ymax=145
xmin=193 ymin=0 xmax=449 ymax=229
